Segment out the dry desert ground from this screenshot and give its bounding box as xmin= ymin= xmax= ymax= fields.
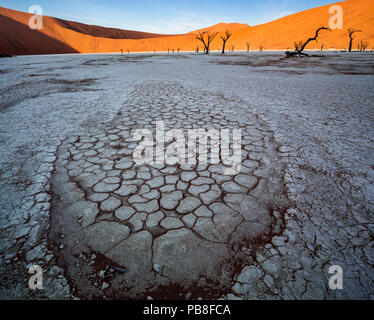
xmin=0 ymin=52 xmax=373 ymax=300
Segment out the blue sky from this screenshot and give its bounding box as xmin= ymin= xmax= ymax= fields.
xmin=1 ymin=0 xmax=338 ymax=33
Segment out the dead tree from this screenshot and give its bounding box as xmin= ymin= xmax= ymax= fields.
xmin=362 ymin=41 xmax=368 ymax=51
xmin=320 ymin=44 xmax=324 ymax=51
xmin=285 ymin=26 xmax=330 ymax=57
xmin=246 ymin=41 xmax=250 ymax=52
xmin=231 ymin=45 xmax=235 ymax=52
xmin=196 ymin=32 xmax=218 ymax=54
xmin=294 ymin=41 xmax=303 ymax=52
xmin=177 ymin=48 xmax=180 ymax=53
xmin=348 ymin=28 xmax=361 ymax=52
xmin=259 ymin=45 xmax=264 ymax=52
xmin=196 ymin=46 xmax=199 ymax=53
xmin=220 ymin=29 xmax=232 ymax=54
xmin=358 ymin=40 xmax=368 ymax=51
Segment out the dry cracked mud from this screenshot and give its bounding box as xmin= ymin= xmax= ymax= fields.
xmin=49 ymin=82 xmax=289 ymax=299
xmin=0 ymin=53 xmax=373 ymax=300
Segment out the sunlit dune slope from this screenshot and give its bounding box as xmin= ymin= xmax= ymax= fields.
xmin=190 ymin=23 xmax=250 ymax=34
xmin=225 ymin=0 xmax=374 ymax=51
xmin=0 ymin=0 xmax=373 ymax=55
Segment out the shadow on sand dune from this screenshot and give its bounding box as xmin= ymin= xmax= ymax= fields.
xmin=0 ymin=14 xmax=79 ymax=55
xmin=55 ymin=18 xmax=174 ymax=40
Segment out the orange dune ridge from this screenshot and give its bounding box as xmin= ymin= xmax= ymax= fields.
xmin=1 ymin=0 xmax=374 ymax=55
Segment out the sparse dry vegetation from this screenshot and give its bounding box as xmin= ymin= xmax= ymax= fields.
xmin=294 ymin=41 xmax=303 ymax=52
xmin=348 ymin=28 xmax=362 ymax=52
xmin=196 ymin=32 xmax=218 ymax=54
xmin=285 ymin=26 xmax=330 ymax=57
xmin=358 ymin=40 xmax=369 ymax=51
xmin=246 ymin=41 xmax=250 ymax=52
xmin=220 ymin=29 xmax=232 ymax=54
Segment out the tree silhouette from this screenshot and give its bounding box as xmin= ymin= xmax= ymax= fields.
xmin=294 ymin=41 xmax=303 ymax=51
xmin=348 ymin=28 xmax=362 ymax=52
xmin=286 ymin=26 xmax=330 ymax=57
xmin=196 ymin=32 xmax=218 ymax=54
xmin=246 ymin=41 xmax=250 ymax=52
xmin=358 ymin=40 xmax=368 ymax=51
xmin=299 ymin=27 xmax=330 ymax=52
xmin=220 ymin=29 xmax=232 ymax=54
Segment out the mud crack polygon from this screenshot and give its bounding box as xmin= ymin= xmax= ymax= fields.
xmin=49 ymin=81 xmax=289 ymax=299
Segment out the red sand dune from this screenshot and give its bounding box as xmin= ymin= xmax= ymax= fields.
xmin=1 ymin=0 xmax=374 ymax=55
xmin=190 ymin=23 xmax=250 ymax=34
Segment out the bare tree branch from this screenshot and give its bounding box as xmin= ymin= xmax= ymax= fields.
xmin=285 ymin=26 xmax=330 ymax=57
xmin=300 ymin=27 xmax=331 ymax=52
xmin=196 ymin=32 xmax=218 ymax=54
xmin=348 ymin=28 xmax=362 ymax=52
xmin=246 ymin=41 xmax=250 ymax=52
xmin=358 ymin=40 xmax=368 ymax=51
xmin=220 ymin=29 xmax=232 ymax=54
xmin=294 ymin=41 xmax=303 ymax=51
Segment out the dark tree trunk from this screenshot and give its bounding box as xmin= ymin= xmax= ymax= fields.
xmin=220 ymin=30 xmax=232 ymax=55
xmin=347 ymin=29 xmax=361 ymax=52
xmin=285 ymin=27 xmax=330 ymax=58
xmin=196 ymin=32 xmax=217 ymax=55
xmin=222 ymin=41 xmax=227 ymax=54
